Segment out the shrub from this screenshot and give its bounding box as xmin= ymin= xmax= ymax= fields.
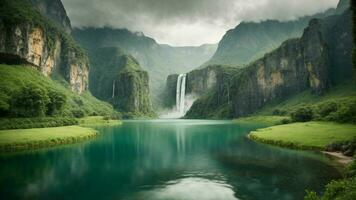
xmin=291 ymin=106 xmax=314 ymax=122
xmin=304 ymin=178 xmax=356 ymax=200
xmin=0 ymin=117 xmax=78 ymax=130
xmin=331 ymin=100 xmax=356 ymax=124
xmin=316 ymin=101 xmax=338 ymax=118
xmin=281 ymin=118 xmax=291 ymax=124
xmin=11 ymin=85 xmax=50 ymax=117
xmin=272 ymin=109 xmax=287 ymax=116
xmin=326 ymin=138 xmax=356 ymax=157
xmin=47 ymin=89 xmax=66 ymax=115
xmin=72 ymin=109 xmax=85 ymax=118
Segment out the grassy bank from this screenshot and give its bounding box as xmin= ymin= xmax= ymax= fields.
xmin=79 ymin=116 xmax=122 ymax=126
xmin=234 ymin=115 xmax=290 ymax=126
xmin=248 ymin=122 xmax=356 ymax=150
xmin=0 ymin=126 xmax=98 ymax=152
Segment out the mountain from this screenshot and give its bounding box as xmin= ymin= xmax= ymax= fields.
xmin=72 ymin=27 xmax=217 ymax=103
xmin=29 ymin=0 xmax=72 ymax=34
xmin=88 ymin=47 xmax=154 ymax=117
xmin=0 ymin=0 xmax=87 ymax=93
xmin=202 ymin=0 xmax=350 ymax=68
xmin=173 ymin=8 xmax=354 ymax=119
xmin=0 ymin=0 xmax=116 ymax=118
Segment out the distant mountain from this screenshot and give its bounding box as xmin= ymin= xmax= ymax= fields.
xmin=72 ymin=27 xmax=217 ymax=102
xmin=202 ymin=0 xmax=350 ymax=68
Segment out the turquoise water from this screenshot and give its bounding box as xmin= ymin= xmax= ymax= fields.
xmin=0 ymin=120 xmax=340 ymax=200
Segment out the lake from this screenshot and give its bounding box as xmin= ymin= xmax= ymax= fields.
xmin=0 ymin=120 xmax=340 ymax=200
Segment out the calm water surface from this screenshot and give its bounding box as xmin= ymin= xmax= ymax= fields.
xmin=0 ymin=120 xmax=340 ymax=200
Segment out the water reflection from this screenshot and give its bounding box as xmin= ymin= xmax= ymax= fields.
xmin=131 ymin=177 xmax=238 ymax=200
xmin=0 ymin=120 xmax=340 ymax=200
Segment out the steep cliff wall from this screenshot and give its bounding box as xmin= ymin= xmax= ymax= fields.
xmin=114 ymin=69 xmax=152 ymax=114
xmin=163 ymin=65 xmax=237 ymax=109
xmin=203 ymin=0 xmax=349 ymax=68
xmin=0 ymin=0 xmax=88 ymax=93
xmin=185 ymin=10 xmax=352 ymax=119
xmin=88 ymin=47 xmax=153 ymax=115
xmin=29 ymin=0 xmax=72 ymax=33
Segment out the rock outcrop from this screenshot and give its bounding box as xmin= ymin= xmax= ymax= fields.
xmin=29 ymin=0 xmax=72 ymax=34
xmin=203 ymin=0 xmax=350 ymax=68
xmin=184 ymin=9 xmax=353 ymax=119
xmin=88 ymin=47 xmax=153 ymax=115
xmin=72 ymin=27 xmax=217 ymax=103
xmin=0 ymin=0 xmax=88 ymax=93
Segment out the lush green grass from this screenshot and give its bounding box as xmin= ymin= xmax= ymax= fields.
xmin=79 ymin=116 xmax=122 ymax=126
xmin=258 ymin=82 xmax=356 ymax=116
xmin=0 ymin=117 xmax=78 ymax=130
xmin=249 ymin=122 xmax=356 ymax=150
xmin=0 ymin=126 xmax=97 ymax=152
xmin=235 ymin=115 xmax=291 ymax=126
xmin=0 ymin=64 xmax=116 ymax=117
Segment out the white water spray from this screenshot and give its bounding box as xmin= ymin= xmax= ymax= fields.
xmin=176 ymin=74 xmax=186 ymax=115
xmin=159 ymin=73 xmax=196 ymax=119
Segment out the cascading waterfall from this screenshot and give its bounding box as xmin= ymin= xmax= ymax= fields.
xmin=176 ymin=74 xmax=187 ymax=115
xmin=112 ymin=80 xmax=116 ymax=98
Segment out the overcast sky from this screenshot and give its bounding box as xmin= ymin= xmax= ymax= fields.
xmin=62 ymin=0 xmax=339 ymax=46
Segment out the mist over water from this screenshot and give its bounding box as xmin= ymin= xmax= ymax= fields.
xmin=159 ymin=94 xmax=197 ymax=119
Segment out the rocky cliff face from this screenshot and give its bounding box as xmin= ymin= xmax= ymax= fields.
xmin=203 ymin=0 xmax=349 ymax=68
xmin=0 ymin=0 xmax=88 ymax=94
xmin=184 ymin=9 xmax=352 ymax=119
xmin=114 ymin=69 xmax=152 ymax=114
xmin=88 ymin=47 xmax=153 ymax=115
xmin=163 ymin=65 xmax=236 ymax=108
xmin=72 ymin=27 xmax=217 ymax=103
xmin=29 ymin=0 xmax=72 ymax=33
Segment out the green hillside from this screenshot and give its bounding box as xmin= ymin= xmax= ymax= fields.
xmin=0 ymin=64 xmax=116 ymax=118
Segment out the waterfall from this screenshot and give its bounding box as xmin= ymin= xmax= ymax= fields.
xmin=112 ymin=80 xmax=116 ymax=98
xmin=176 ymin=74 xmax=187 ymax=115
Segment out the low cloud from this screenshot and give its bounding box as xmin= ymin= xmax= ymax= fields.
xmin=62 ymin=0 xmax=339 ymax=46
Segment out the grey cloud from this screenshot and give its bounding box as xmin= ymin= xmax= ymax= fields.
xmin=62 ymin=0 xmax=339 ymax=46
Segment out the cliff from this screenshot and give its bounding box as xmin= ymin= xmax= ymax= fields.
xmin=72 ymin=27 xmax=217 ymax=103
xmin=29 ymin=0 xmax=72 ymax=33
xmin=203 ymin=0 xmax=350 ymax=68
xmin=184 ymin=9 xmax=353 ymax=119
xmin=0 ymin=0 xmax=88 ymax=94
xmin=89 ymin=47 xmax=153 ymax=115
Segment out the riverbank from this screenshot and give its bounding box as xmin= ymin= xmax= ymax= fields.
xmin=78 ymin=116 xmax=123 ymax=126
xmin=234 ymin=115 xmax=290 ymax=126
xmin=0 ymin=126 xmax=98 ymax=152
xmin=248 ymin=121 xmax=356 ymax=150
xmin=0 ymin=116 xmax=122 ymax=153
xmin=240 ymin=117 xmax=356 ymax=165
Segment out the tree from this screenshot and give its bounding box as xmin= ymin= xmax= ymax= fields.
xmin=291 ymin=106 xmax=313 ymax=122
xmin=11 ymin=85 xmax=50 ymax=117
xmin=47 ymin=90 xmax=66 ymax=115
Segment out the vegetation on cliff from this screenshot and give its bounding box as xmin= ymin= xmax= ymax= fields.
xmin=87 ymin=47 xmax=154 ymax=117
xmin=185 ymin=8 xmax=353 ymax=120
xmin=72 ymin=27 xmax=217 ymax=104
xmin=203 ymin=0 xmax=350 ymax=68
xmin=0 ymin=64 xmax=116 ymax=119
